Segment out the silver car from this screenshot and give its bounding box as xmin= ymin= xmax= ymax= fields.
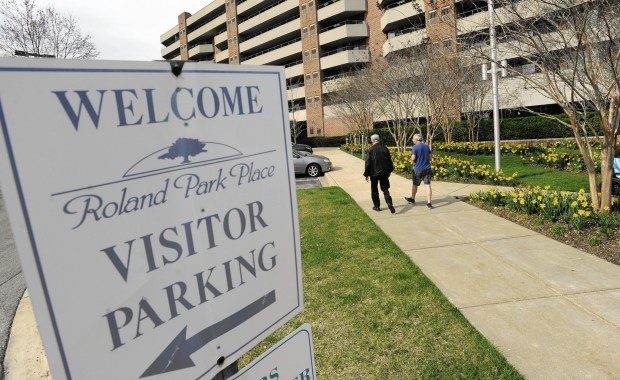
xmin=292 ymin=149 xmax=332 ymax=177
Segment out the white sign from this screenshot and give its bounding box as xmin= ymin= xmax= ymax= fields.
xmin=0 ymin=59 xmax=303 ymax=379
xmin=232 ymin=324 xmax=316 ymax=380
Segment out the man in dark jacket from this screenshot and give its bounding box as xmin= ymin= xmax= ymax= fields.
xmin=363 ymin=134 xmax=395 ymax=213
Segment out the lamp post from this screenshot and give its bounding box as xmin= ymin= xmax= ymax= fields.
xmin=487 ymin=0 xmax=501 ymax=172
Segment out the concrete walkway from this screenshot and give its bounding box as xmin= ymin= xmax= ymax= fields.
xmin=318 ymin=148 xmax=620 ymax=379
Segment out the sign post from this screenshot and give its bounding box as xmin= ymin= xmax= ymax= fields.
xmin=0 ymin=59 xmax=303 ymax=379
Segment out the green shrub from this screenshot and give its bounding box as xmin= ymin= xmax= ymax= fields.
xmin=317 ymin=113 xmax=602 ymax=145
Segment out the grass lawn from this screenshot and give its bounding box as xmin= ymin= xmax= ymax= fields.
xmin=438 ymin=152 xmax=590 ymax=192
xmin=239 ymin=187 xmax=521 ymax=379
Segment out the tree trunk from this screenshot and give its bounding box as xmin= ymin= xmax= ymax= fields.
xmin=571 ymin=121 xmax=600 ymax=210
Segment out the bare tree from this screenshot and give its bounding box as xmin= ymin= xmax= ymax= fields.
xmin=0 ymin=0 xmax=98 ymax=59
xmin=460 ymin=63 xmax=492 ymax=141
xmin=415 ymin=45 xmax=462 ymax=147
xmin=328 ymin=67 xmax=376 ymax=134
xmin=369 ymin=54 xmax=424 ymax=151
xmin=465 ymin=0 xmax=620 ymax=212
xmin=287 ymin=77 xmax=305 ymax=143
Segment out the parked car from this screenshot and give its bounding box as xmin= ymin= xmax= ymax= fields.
xmin=292 ymin=149 xmax=331 ymax=177
xmin=292 ymin=142 xmax=313 ymax=154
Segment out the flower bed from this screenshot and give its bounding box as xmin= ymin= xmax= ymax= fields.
xmin=390 ymin=150 xmax=519 ymax=186
xmin=340 ymin=145 xmax=518 ymax=186
xmin=432 ymin=142 xmax=544 ymax=156
xmin=526 ymin=147 xmax=601 ymax=172
xmin=469 ymin=187 xmax=618 ymax=229
xmin=432 ymin=141 xmax=601 ymax=173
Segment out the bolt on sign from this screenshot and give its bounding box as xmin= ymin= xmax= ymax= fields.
xmin=0 ymin=59 xmax=303 ymax=379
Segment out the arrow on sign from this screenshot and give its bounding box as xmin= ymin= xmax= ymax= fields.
xmin=141 ymin=290 xmax=277 ymax=378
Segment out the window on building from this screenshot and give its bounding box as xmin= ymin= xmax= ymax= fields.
xmin=308 ymin=0 xmax=314 ymax=9
xmin=429 ymin=10 xmax=438 ymax=25
xmin=301 ymin=3 xmax=306 ymax=15
xmin=316 ymin=128 xmax=321 ymax=135
xmin=432 ymin=41 xmax=440 ymax=55
xmin=441 ymin=7 xmax=451 ymax=21
xmin=305 ymin=74 xmax=312 ymax=84
xmin=314 ymin=96 xmax=320 ymax=104
xmin=444 ymin=38 xmax=452 ymax=51
xmin=307 ymin=97 xmax=313 ymax=106
xmin=312 ymin=71 xmax=319 ymax=83
xmin=302 ymin=27 xmax=308 ymax=38
xmin=310 ymin=127 xmax=315 ymax=134
xmin=311 ymin=48 xmax=317 ymax=59
xmin=304 ymin=50 xmax=310 ymax=61
xmin=309 ymin=24 xmax=316 ymax=35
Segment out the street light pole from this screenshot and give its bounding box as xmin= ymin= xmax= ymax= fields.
xmin=487 ymin=0 xmax=501 ymax=172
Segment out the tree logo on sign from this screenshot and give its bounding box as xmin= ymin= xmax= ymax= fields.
xmin=158 ymin=138 xmax=207 ymax=164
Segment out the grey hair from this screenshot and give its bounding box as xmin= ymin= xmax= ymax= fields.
xmin=370 ymin=134 xmax=380 ymax=142
xmin=412 ymin=133 xmax=421 ymax=142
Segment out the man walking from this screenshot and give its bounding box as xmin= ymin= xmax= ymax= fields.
xmin=404 ymin=133 xmax=433 ymax=209
xmin=364 ymin=134 xmax=395 ymax=213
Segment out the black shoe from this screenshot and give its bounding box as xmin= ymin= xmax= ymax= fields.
xmin=388 ymin=204 xmax=395 ymax=214
xmin=404 ymin=197 xmax=415 ymax=205
xmin=427 ymin=203 xmax=433 ymax=209
xmin=372 ymin=206 xmax=381 ymax=212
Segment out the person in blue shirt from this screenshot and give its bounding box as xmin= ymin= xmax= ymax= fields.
xmin=404 ymin=134 xmax=433 ymax=209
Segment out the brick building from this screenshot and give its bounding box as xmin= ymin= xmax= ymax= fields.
xmin=159 ymin=0 xmax=558 ymax=137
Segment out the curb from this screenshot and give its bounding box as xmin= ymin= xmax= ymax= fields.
xmin=3 ymin=291 xmax=50 ymax=379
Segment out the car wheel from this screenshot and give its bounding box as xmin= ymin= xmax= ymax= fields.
xmin=306 ymin=163 xmax=321 ymax=177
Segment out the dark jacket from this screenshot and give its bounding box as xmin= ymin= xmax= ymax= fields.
xmin=363 ymin=143 xmax=394 ymax=177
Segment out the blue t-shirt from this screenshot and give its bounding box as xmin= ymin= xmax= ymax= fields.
xmin=412 ymin=143 xmax=431 ymax=172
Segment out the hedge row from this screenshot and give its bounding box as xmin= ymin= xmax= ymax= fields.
xmin=300 ymin=114 xmax=602 ymax=147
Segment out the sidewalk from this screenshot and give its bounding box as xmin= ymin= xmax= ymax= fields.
xmin=317 ymin=148 xmax=620 ymax=379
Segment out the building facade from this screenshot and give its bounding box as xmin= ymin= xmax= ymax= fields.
xmin=160 ymin=0 xmax=557 ymax=137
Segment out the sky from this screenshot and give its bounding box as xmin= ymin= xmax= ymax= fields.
xmin=37 ymin=0 xmax=214 ymax=61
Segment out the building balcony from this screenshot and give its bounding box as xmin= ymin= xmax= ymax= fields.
xmin=320 ymin=48 xmax=369 ymax=70
xmin=456 ymin=9 xmax=488 ymax=35
xmin=188 ymin=44 xmax=214 ymax=59
xmin=289 ymin=108 xmax=307 ymax=122
xmin=318 ymin=0 xmax=367 ymax=24
xmin=214 ymin=31 xmax=228 ymax=49
xmin=161 ymin=40 xmax=180 ymax=59
xmin=243 ymin=40 xmax=302 ymax=65
xmin=237 ymin=0 xmax=281 ymax=18
xmin=187 ymin=0 xmax=225 ymax=26
xmin=238 ymin=0 xmax=299 ymax=35
xmin=319 ymin=22 xmax=368 ymax=48
xmin=381 ymin=0 xmax=424 ymax=32
xmin=285 ymin=62 xmax=304 ymax=78
xmin=187 ymin=12 xmax=227 ymax=43
xmin=240 ymin=18 xmax=301 ymax=54
xmin=321 ymin=75 xmax=350 ymax=93
xmin=287 ymin=85 xmax=306 ymax=100
xmin=160 ymin=26 xmax=179 ymax=45
xmin=215 ymin=49 xmax=229 ymax=63
xmin=382 ymin=28 xmax=426 ymax=56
